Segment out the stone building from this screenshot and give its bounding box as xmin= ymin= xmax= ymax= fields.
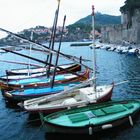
xmin=101 ymin=2 xmax=140 ymax=46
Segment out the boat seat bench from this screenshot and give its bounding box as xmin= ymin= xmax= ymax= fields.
xmin=123 ymin=104 xmax=133 ymax=109
xmin=101 ymin=105 xmax=126 ymax=114
xmin=91 ymin=109 xmax=106 ymax=117
xmin=68 ymin=104 xmax=134 ymax=123
xmin=68 ymin=113 xmax=89 ymax=123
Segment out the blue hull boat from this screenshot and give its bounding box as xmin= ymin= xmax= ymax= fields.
xmin=3 ymin=82 xmax=81 ymax=102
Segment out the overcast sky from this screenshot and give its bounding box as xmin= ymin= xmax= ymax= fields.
xmin=0 ymin=0 xmax=125 ymax=33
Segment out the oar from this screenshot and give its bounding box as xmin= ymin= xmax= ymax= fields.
xmin=0 ymin=28 xmax=92 ymax=71
xmin=114 ymin=80 xmax=129 ymax=86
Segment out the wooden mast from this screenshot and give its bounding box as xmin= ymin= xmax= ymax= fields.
xmin=45 ymin=10 xmax=57 ymax=65
xmin=47 ymin=0 xmax=61 ymax=77
xmin=92 ymin=5 xmax=96 ymax=92
xmin=51 ymin=15 xmax=66 ymax=88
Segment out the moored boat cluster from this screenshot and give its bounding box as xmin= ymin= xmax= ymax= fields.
xmin=0 ymin=1 xmax=140 ymax=137
xmin=92 ymin=41 xmax=140 ymax=58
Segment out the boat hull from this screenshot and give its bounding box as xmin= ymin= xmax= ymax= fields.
xmin=40 ymin=100 xmax=140 ymax=134
xmin=3 ymin=82 xmax=80 ymax=102
xmin=24 ymin=84 xmax=114 ymax=114
xmin=0 ymin=63 xmax=81 ymax=81
xmin=6 ymin=63 xmax=81 ymax=75
xmin=43 ymin=112 xmax=138 ymax=134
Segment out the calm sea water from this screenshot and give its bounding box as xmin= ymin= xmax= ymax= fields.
xmin=0 ymin=42 xmax=140 ymax=140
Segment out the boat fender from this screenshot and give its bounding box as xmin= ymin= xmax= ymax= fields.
xmin=21 ymin=85 xmax=24 ymax=88
xmin=67 ymin=106 xmax=71 ymax=110
xmin=135 ymin=49 xmax=139 ymax=54
xmin=89 ymin=126 xmax=92 ymax=135
xmin=34 ymin=84 xmax=38 ymax=87
xmin=5 ymin=92 xmax=12 ymax=98
xmin=129 ymin=116 xmax=133 ymax=126
xmin=89 ymin=100 xmax=97 ymax=103
xmin=102 ymin=124 xmax=112 ymax=130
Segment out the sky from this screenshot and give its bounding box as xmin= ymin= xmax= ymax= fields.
xmin=0 ymin=0 xmax=125 ymax=34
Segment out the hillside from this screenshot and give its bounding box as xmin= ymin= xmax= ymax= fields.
xmin=74 ymin=12 xmax=121 ymax=25
xmin=65 ymin=12 xmax=121 ymax=41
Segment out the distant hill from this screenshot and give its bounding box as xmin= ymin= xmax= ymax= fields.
xmin=0 ymin=12 xmax=122 ymax=45
xmin=74 ymin=12 xmax=121 ymax=25
xmin=65 ymin=12 xmax=121 ymax=41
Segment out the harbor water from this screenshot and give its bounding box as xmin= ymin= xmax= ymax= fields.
xmin=0 ymin=42 xmax=140 ymax=140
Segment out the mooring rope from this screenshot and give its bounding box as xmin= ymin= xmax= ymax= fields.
xmin=27 ymin=125 xmax=44 ymax=140
xmin=27 ymin=118 xmax=41 ymax=123
xmin=17 ymin=117 xmax=43 ymax=140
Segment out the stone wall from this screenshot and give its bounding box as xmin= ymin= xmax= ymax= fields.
xmin=101 ymin=8 xmax=140 ymax=45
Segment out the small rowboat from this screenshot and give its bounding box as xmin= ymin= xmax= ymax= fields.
xmin=0 ymin=63 xmax=81 ymax=81
xmin=3 ymin=82 xmax=80 ymax=102
xmin=23 ymin=82 xmax=114 ymax=114
xmin=40 ymin=99 xmax=140 ymax=135
xmin=6 ymin=63 xmax=81 ymax=76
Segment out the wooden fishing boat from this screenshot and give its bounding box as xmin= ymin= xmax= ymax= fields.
xmin=0 ymin=72 xmax=48 ymax=81
xmin=3 ymin=82 xmax=81 ymax=102
xmin=39 ymin=99 xmax=140 ymax=135
xmin=22 ymin=5 xmax=115 ymax=114
xmin=23 ymin=82 xmax=114 ymax=114
xmin=6 ymin=63 xmax=81 ymax=76
xmin=2 ymin=69 xmax=89 ymax=101
xmin=0 ymin=68 xmax=89 ymax=92
xmin=0 ymin=63 xmax=81 ymax=81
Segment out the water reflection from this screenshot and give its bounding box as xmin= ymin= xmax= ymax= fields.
xmin=1 ymin=42 xmax=140 ymax=139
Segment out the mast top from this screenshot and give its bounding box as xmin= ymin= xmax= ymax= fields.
xmin=92 ymin=5 xmax=95 ymax=16
xmin=57 ymin=0 xmax=60 ymax=4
